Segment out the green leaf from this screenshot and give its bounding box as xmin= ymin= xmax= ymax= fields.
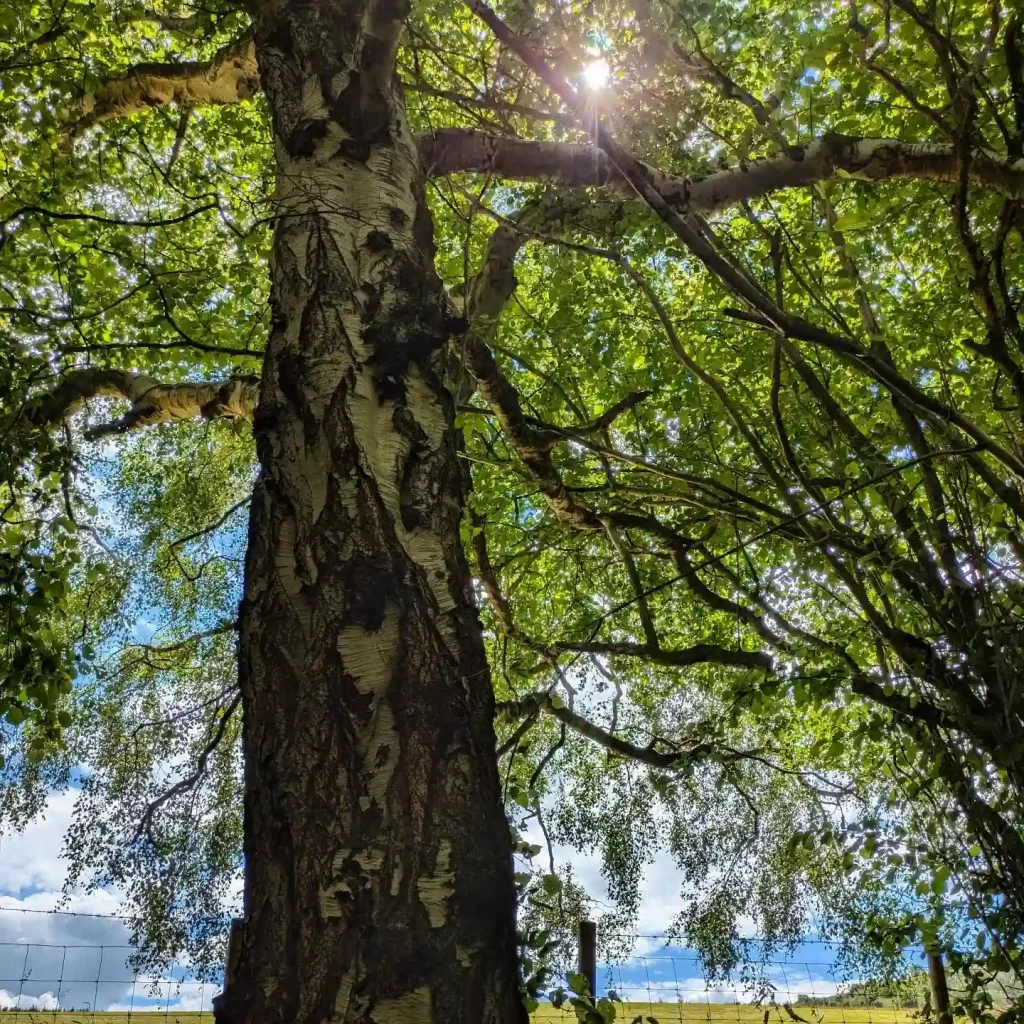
xmin=540 ymin=873 xmax=562 ymax=895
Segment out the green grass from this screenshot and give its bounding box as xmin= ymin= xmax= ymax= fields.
xmin=532 ymin=1004 xmax=918 ymax=1023
xmin=0 ymin=1006 xmax=921 ymax=1024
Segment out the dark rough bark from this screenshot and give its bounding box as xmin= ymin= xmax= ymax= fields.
xmin=214 ymin=1 xmax=526 ymax=1022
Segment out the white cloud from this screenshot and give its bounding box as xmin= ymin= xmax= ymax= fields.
xmin=602 ymin=964 xmax=856 ymax=1005
xmin=525 ymin=826 xmax=686 ymax=941
xmin=0 ymin=803 xmax=221 ymax=1013
xmin=632 ymin=852 xmax=687 ymax=936
xmin=164 ymin=989 xmax=221 ymax=1012
xmin=0 ymin=989 xmax=59 ymax=1010
xmin=630 ymin=935 xmax=678 ymax=957
xmin=0 ymin=791 xmax=850 ymax=1012
xmin=0 ymin=791 xmax=140 ymax=1010
xmin=605 ymin=977 xmax=750 ymax=1003
xmin=0 ymin=902 xmax=217 ymax=1014
xmin=0 ymin=889 xmax=123 ymax=916
xmin=0 ymin=790 xmax=79 ymax=895
xmin=0 ymin=789 xmax=129 ymax=952
xmin=0 ymin=906 xmax=134 ymax=1011
xmin=108 ymin=981 xmax=221 ymax=1013
xmin=522 ymin=826 xmax=859 ymax=1007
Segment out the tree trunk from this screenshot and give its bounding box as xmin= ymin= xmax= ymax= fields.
xmin=213 ymin=1 xmax=526 ymax=1021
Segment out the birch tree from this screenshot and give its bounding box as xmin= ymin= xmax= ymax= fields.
xmin=2 ymin=0 xmax=1024 ymax=1020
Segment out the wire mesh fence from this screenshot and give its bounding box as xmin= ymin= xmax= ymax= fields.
xmin=0 ymin=908 xmax=218 ymax=1021
xmin=0 ymin=908 xmax=935 ymax=1022
xmin=575 ymin=953 xmax=925 ymax=1024
xmin=0 ymin=944 xmax=218 ymax=1019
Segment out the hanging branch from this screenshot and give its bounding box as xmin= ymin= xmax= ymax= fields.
xmin=135 ymin=691 xmax=242 ymax=842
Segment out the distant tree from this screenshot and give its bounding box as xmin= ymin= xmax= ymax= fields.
xmin=2 ymin=0 xmax=1024 ymax=1021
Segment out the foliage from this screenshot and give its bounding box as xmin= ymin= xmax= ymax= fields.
xmin=1 ymin=0 xmax=1024 ymax=1012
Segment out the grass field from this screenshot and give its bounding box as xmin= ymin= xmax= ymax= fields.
xmin=532 ymin=1005 xmax=918 ymax=1023
xmin=0 ymin=1007 xmax=920 ymax=1024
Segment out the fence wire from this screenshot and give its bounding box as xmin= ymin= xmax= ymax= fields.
xmin=571 ymin=954 xmax=924 ymax=1024
xmin=0 ymin=944 xmax=219 ymax=1020
xmin=0 ymin=908 xmax=931 ymax=1022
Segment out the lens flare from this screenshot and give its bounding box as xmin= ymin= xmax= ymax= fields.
xmin=582 ymin=57 xmax=610 ymax=89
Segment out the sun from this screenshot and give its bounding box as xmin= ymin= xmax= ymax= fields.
xmin=582 ymin=56 xmax=610 ymax=90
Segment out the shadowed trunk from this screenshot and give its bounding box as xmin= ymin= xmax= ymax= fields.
xmin=213 ymin=1 xmax=526 ymax=1021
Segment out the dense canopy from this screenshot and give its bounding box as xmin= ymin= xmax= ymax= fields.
xmin=2 ymin=0 xmax=1024 ymax=1017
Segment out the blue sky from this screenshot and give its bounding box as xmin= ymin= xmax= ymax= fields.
xmin=0 ymin=790 xmax=220 ymax=1012
xmin=0 ymin=414 xmax=879 ymax=1010
xmin=0 ymin=790 xmax=871 ymax=1013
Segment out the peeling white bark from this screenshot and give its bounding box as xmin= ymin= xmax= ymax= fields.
xmin=30 ymin=368 xmax=258 ymax=438
xmin=338 ymin=606 xmax=402 ymax=815
xmin=372 ymin=987 xmax=433 ymax=1024
xmin=264 ymin=103 xmax=466 ymax=655
xmin=223 ymin=3 xmax=525 ymax=1014
xmin=68 ymin=31 xmax=259 ymax=137
xmin=416 ymin=839 xmax=455 ymax=928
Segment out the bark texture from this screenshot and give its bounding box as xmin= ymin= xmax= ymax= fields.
xmin=69 ymin=30 xmax=258 ymax=137
xmin=28 ymin=368 xmax=258 ymax=438
xmin=215 ymin=2 xmax=525 ymax=1023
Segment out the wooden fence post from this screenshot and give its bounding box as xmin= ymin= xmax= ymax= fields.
xmin=579 ymin=919 xmax=597 ymax=1000
xmin=927 ymin=950 xmax=952 ymax=1024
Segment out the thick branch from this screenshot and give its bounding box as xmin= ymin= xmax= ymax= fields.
xmin=420 ymin=131 xmax=626 ymax=191
xmin=28 ymin=368 xmax=258 ymax=438
xmin=851 ymin=674 xmax=955 ymax=731
xmin=470 ymin=509 xmax=515 ymax=635
xmin=462 ymin=2 xmax=1024 ymax=482
xmin=462 ymin=330 xmax=601 ymax=530
xmin=66 ymin=46 xmax=1024 ymax=205
xmin=554 ymin=640 xmax=772 ymax=671
xmin=464 ymin=195 xmax=588 ymax=325
xmin=68 ymin=29 xmax=258 ymax=137
xmin=463 ymin=327 xmax=701 ymax=551
xmin=419 ymin=130 xmax=1024 ymax=205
